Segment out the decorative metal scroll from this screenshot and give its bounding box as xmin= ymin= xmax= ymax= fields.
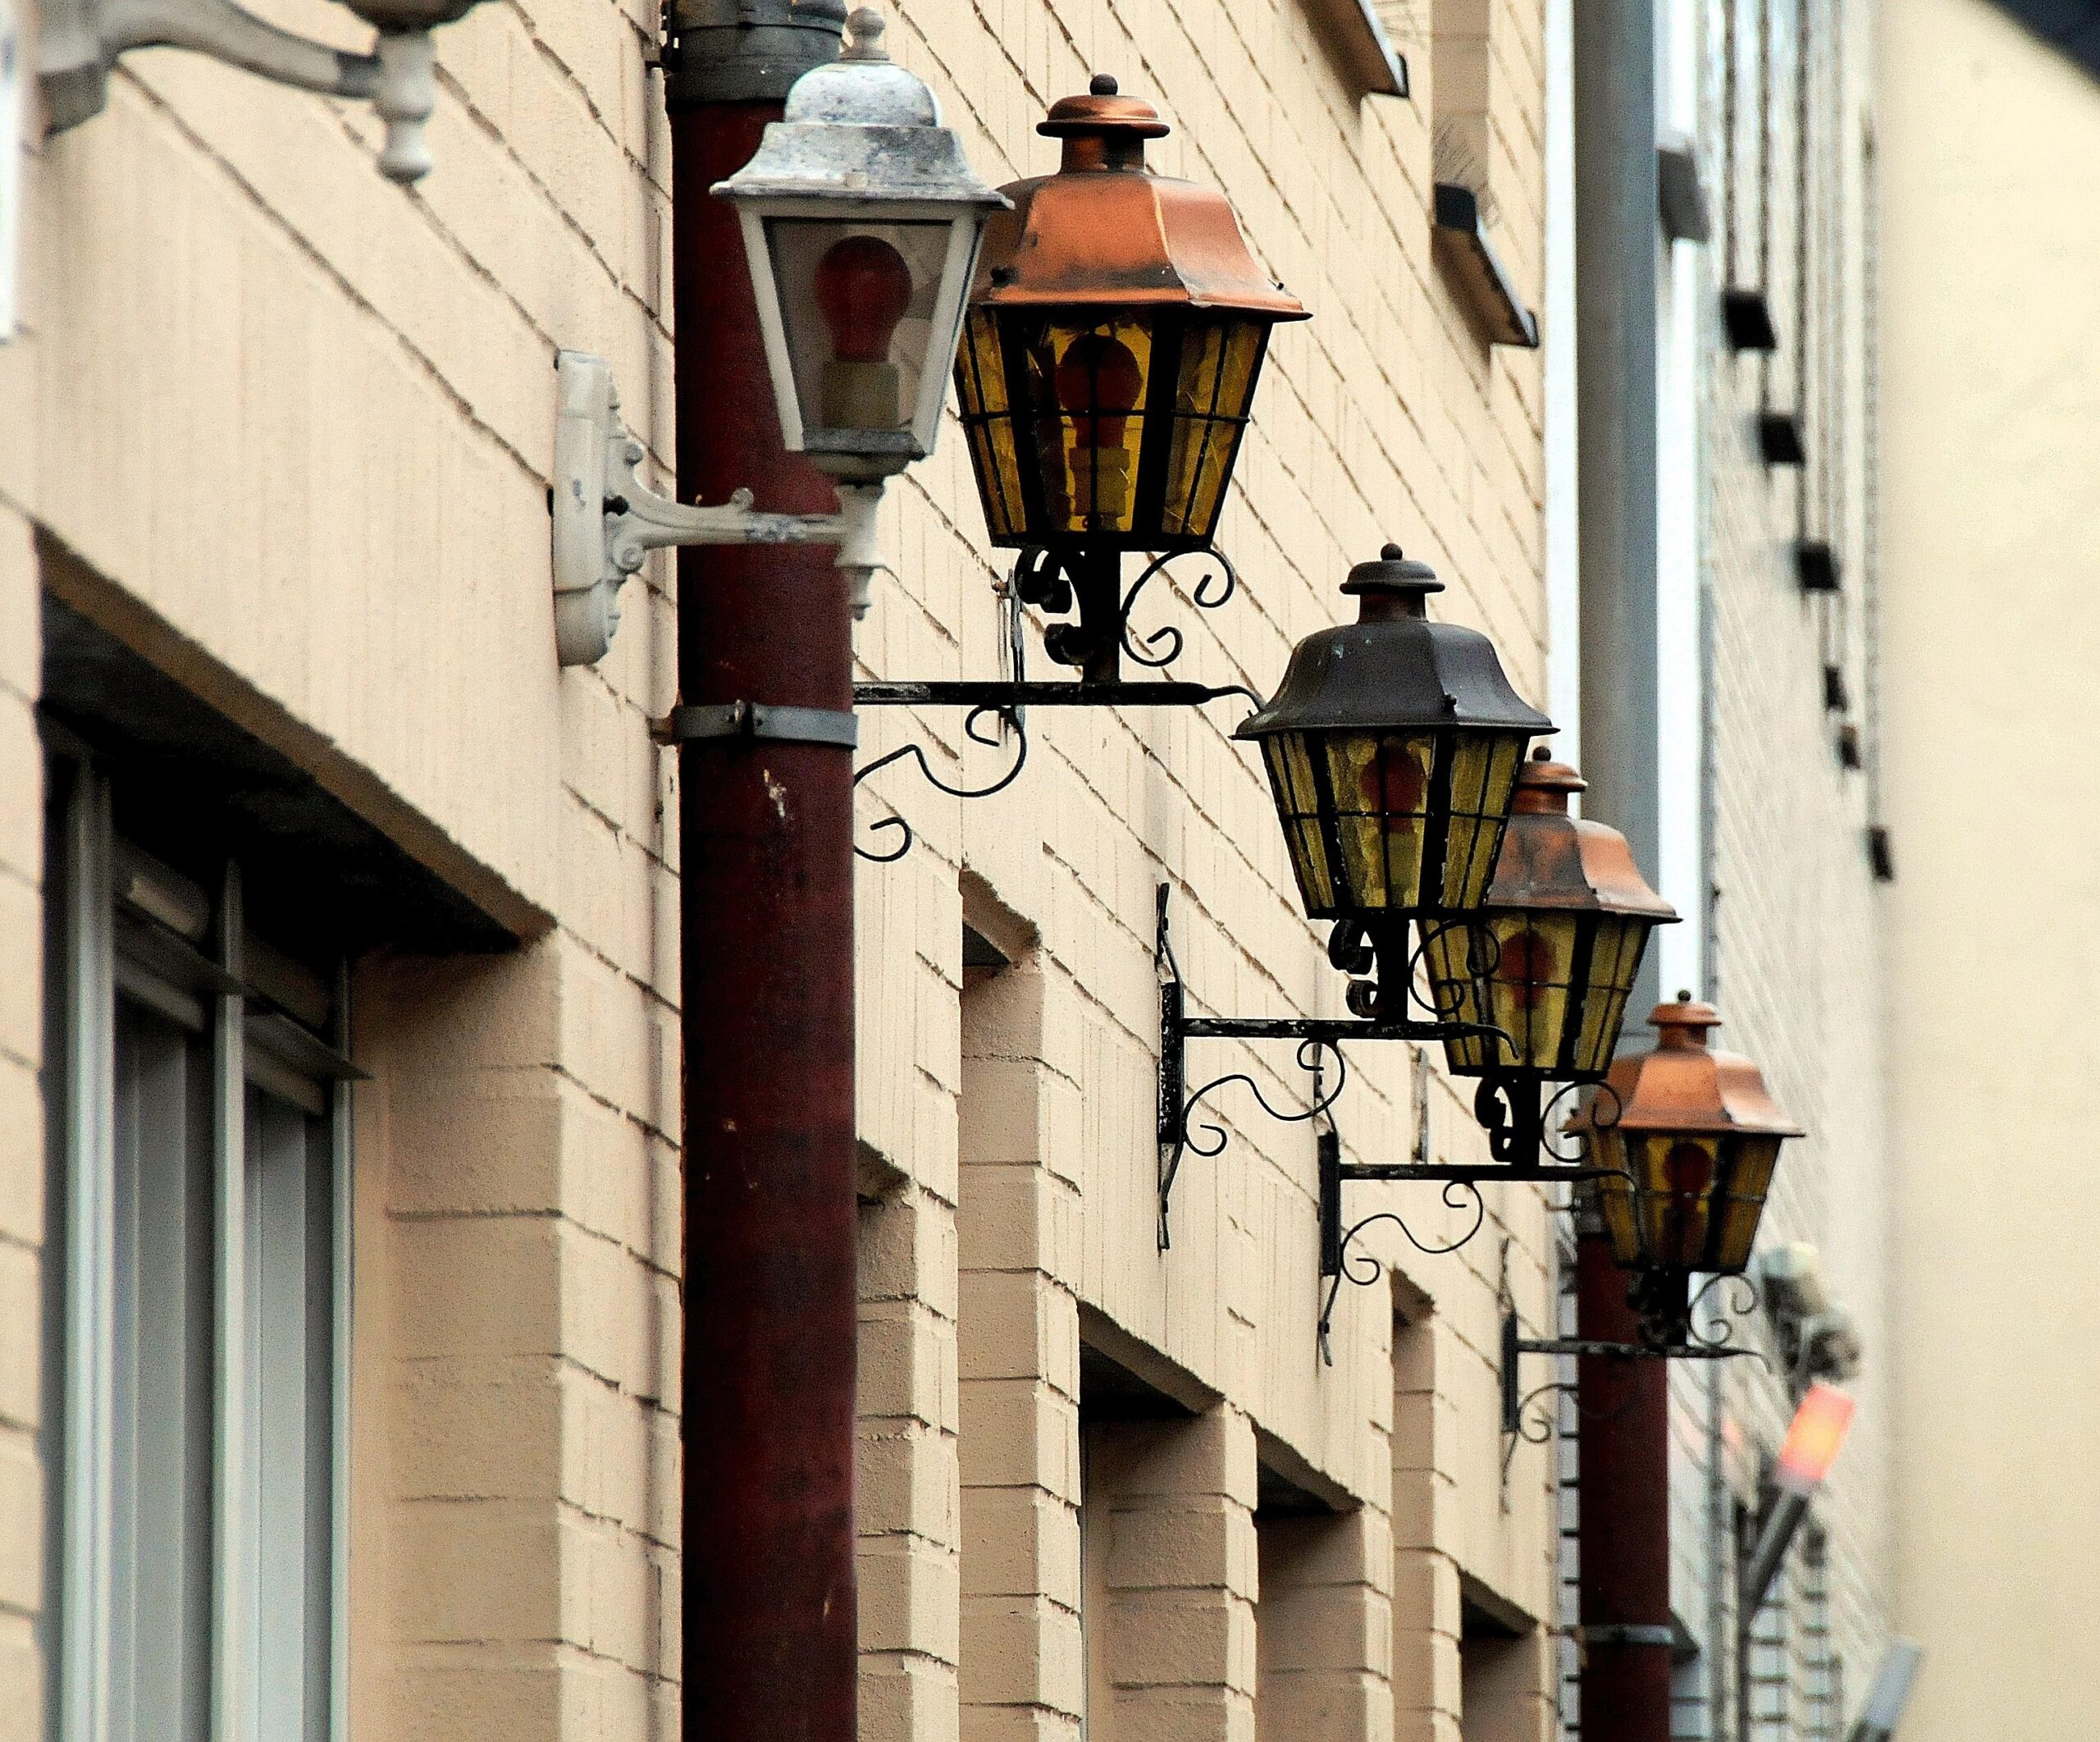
xmin=851 ymin=548 xmax=1257 ymax=864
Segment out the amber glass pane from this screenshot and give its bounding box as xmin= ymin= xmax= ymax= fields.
xmin=1590 ymin=1129 xmax=1639 ymax=1262
xmin=1162 ymin=318 xmax=1264 ymax=539
xmin=1322 ymin=732 xmax=1436 ymax=911
xmin=1029 ymin=318 xmax=1157 ymax=537
xmin=1712 ymin=1135 xmax=1782 ymax=1272
xmin=1483 ymin=912 xmax=1578 ymax=1073
xmin=1422 ymin=921 xmax=1491 ymax=1071
xmin=1571 ymin=916 xmax=1651 ymax=1077
xmin=956 ymin=310 xmax=1025 ymax=540
xmin=1439 ymin=730 xmax=1527 ymax=908
xmin=1632 ymin=1135 xmax=1720 ymax=1269
xmin=1262 ymin=734 xmax=1335 ymax=912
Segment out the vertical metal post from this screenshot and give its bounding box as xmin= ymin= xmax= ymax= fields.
xmin=1575 ymin=1234 xmax=1673 ymax=1742
xmin=1572 ymin=7 xmax=1670 ymax=1736
xmin=665 ymin=6 xmax=856 ymax=1740
xmin=1573 ymin=0 xmax=1662 ymax=1026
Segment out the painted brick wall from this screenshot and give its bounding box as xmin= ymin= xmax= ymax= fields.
xmin=1669 ymin=1 xmax=1895 ymax=1735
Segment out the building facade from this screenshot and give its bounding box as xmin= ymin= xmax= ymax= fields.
xmin=0 ymin=3 xmax=1585 ymax=1742
xmin=1878 ymin=1 xmax=2100 ymax=1735
xmin=1545 ymin=2 xmax=1900 ymax=1737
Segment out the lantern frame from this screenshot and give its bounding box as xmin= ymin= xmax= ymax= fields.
xmin=714 ymin=9 xmax=1008 ymax=481
xmin=1235 ymin=546 xmax=1552 ymax=1018
xmin=955 ymin=76 xmax=1308 ymax=560
xmin=1573 ymin=996 xmax=1804 ymax=1342
xmin=1419 ymin=748 xmax=1678 ymax=1164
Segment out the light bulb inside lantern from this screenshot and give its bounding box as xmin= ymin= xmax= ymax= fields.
xmin=1055 ymin=334 xmax=1144 ymax=520
xmin=813 ymin=235 xmax=914 ymax=429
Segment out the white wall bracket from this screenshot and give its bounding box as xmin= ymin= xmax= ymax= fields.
xmin=552 ymin=350 xmax=885 ymax=668
xmin=39 ymin=0 xmax=483 ymax=183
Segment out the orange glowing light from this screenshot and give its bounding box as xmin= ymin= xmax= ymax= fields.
xmin=1774 ymin=1383 xmax=1855 ymax=1495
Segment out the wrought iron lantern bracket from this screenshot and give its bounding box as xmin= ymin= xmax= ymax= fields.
xmin=1498 ymin=1273 xmax=1767 ymax=1474
xmin=850 ymin=548 xmax=1258 ymax=861
xmin=1155 ymin=883 xmax=1520 ymax=1253
xmin=1312 ymin=1072 xmax=1618 ymax=1365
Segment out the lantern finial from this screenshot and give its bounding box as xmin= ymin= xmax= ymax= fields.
xmin=842 ymin=7 xmax=887 ymax=60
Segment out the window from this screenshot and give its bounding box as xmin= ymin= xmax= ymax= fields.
xmin=43 ymin=753 xmax=354 ymax=1742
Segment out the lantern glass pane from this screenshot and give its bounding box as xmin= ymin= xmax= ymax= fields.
xmin=1422 ymin=921 xmax=1491 ymax=1071
xmin=1713 ymin=1135 xmax=1783 ymax=1272
xmin=1162 ymin=317 xmax=1267 ymax=540
xmin=1570 ymin=915 xmax=1651 ymax=1077
xmin=957 ymin=309 xmax=1026 ymax=539
xmin=1484 ymin=912 xmax=1580 ymax=1072
xmin=1324 ymin=732 xmax=1436 ymax=912
xmin=1262 ymin=734 xmax=1335 ymax=913
xmin=1026 ymin=318 xmax=1160 ymax=535
xmin=1439 ymin=730 xmax=1527 ymax=909
xmin=768 ymin=218 xmax=952 ymax=441
xmin=1590 ymin=1128 xmax=1639 ymax=1261
xmin=1632 ymin=1133 xmax=1722 ymax=1269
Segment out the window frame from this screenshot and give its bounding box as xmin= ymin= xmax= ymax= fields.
xmin=46 ymin=752 xmax=358 ymax=1742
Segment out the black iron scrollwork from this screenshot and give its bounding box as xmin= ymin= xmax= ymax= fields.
xmin=853 ymin=705 xmax=1027 ymax=863
xmin=1317 ymin=1178 xmax=1487 ymax=1365
xmin=1118 ymin=547 xmax=1239 ymax=672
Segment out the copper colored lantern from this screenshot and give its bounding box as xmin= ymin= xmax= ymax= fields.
xmin=1425 ymin=748 xmax=1678 ymax=1081
xmin=954 ymin=75 xmax=1308 ymax=558
xmin=1574 ymin=996 xmax=1803 ymax=1339
xmin=1238 ymin=549 xmax=1551 ymax=1019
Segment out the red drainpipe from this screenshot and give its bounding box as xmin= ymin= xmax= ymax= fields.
xmin=664 ymin=6 xmax=855 ymax=1740
xmin=1576 ymin=1232 xmax=1673 ymax=1742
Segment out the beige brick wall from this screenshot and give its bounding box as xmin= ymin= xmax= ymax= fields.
xmin=6 ymin=0 xmax=680 ymax=1734
xmin=2 ymin=0 xmax=1558 ymax=1736
xmin=0 ymin=503 xmax=44 ymax=1726
xmin=857 ymin=4 xmax=1561 ymax=1741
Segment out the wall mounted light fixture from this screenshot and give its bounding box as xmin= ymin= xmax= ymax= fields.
xmin=551 ymin=8 xmax=1002 ymax=670
xmin=39 ymin=0 xmax=491 ymax=182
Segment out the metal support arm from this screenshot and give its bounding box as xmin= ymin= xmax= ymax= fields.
xmin=554 ymin=350 xmax=886 ymax=666
xmin=39 ymin=0 xmax=472 ymax=181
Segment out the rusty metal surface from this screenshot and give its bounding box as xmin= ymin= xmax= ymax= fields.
xmin=1585 ymin=999 xmax=1805 ymax=1138
xmin=673 ymin=99 xmax=860 ymax=1742
xmin=1485 ymin=750 xmax=1679 ymax=917
xmin=970 ymin=78 xmax=1311 ymax=318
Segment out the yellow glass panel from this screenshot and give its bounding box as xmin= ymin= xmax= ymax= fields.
xmin=1590 ymin=1132 xmax=1639 ymax=1261
xmin=1485 ymin=912 xmax=1576 ymax=1072
xmin=1439 ymin=730 xmax=1527 ymax=908
xmin=1423 ymin=922 xmax=1491 ymax=1070
xmin=1033 ymin=319 xmax=1157 ymax=537
xmin=956 ymin=311 xmax=1025 ymax=539
xmin=1573 ymin=917 xmax=1647 ymax=1076
xmin=1163 ymin=318 xmax=1263 ymax=538
xmin=1635 ymin=1136 xmax=1720 ymax=1269
xmin=1262 ymin=736 xmax=1334 ymax=912
xmin=1323 ymin=734 xmax=1394 ymax=908
xmin=1713 ymin=1136 xmax=1782 ymax=1271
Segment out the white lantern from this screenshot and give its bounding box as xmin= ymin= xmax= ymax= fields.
xmin=712 ymin=8 xmax=1007 ymax=480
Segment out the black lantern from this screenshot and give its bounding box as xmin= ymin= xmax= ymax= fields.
xmin=1573 ymin=996 xmax=1803 ymax=1341
xmin=953 ymin=76 xmax=1308 ymax=554
xmin=1237 ymin=547 xmax=1551 ymax=991
xmin=1425 ymin=749 xmax=1678 ymax=1082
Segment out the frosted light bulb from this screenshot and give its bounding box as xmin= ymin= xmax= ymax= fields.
xmin=1054 ymin=334 xmax=1144 ymax=520
xmin=813 ymin=235 xmax=914 ymax=429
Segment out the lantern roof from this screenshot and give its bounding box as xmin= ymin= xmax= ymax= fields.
xmin=1484 ymin=749 xmax=1680 ymax=919
xmin=970 ymin=75 xmax=1311 ymax=319
xmin=1586 ymin=998 xmax=1804 ymax=1140
xmin=712 ymin=9 xmax=1008 ymax=213
xmin=1235 ymin=546 xmax=1554 ymax=742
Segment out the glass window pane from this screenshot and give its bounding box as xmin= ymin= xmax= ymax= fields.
xmin=248 ymin=1086 xmax=336 ymax=1742
xmin=110 ymin=999 xmax=215 ymax=1742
